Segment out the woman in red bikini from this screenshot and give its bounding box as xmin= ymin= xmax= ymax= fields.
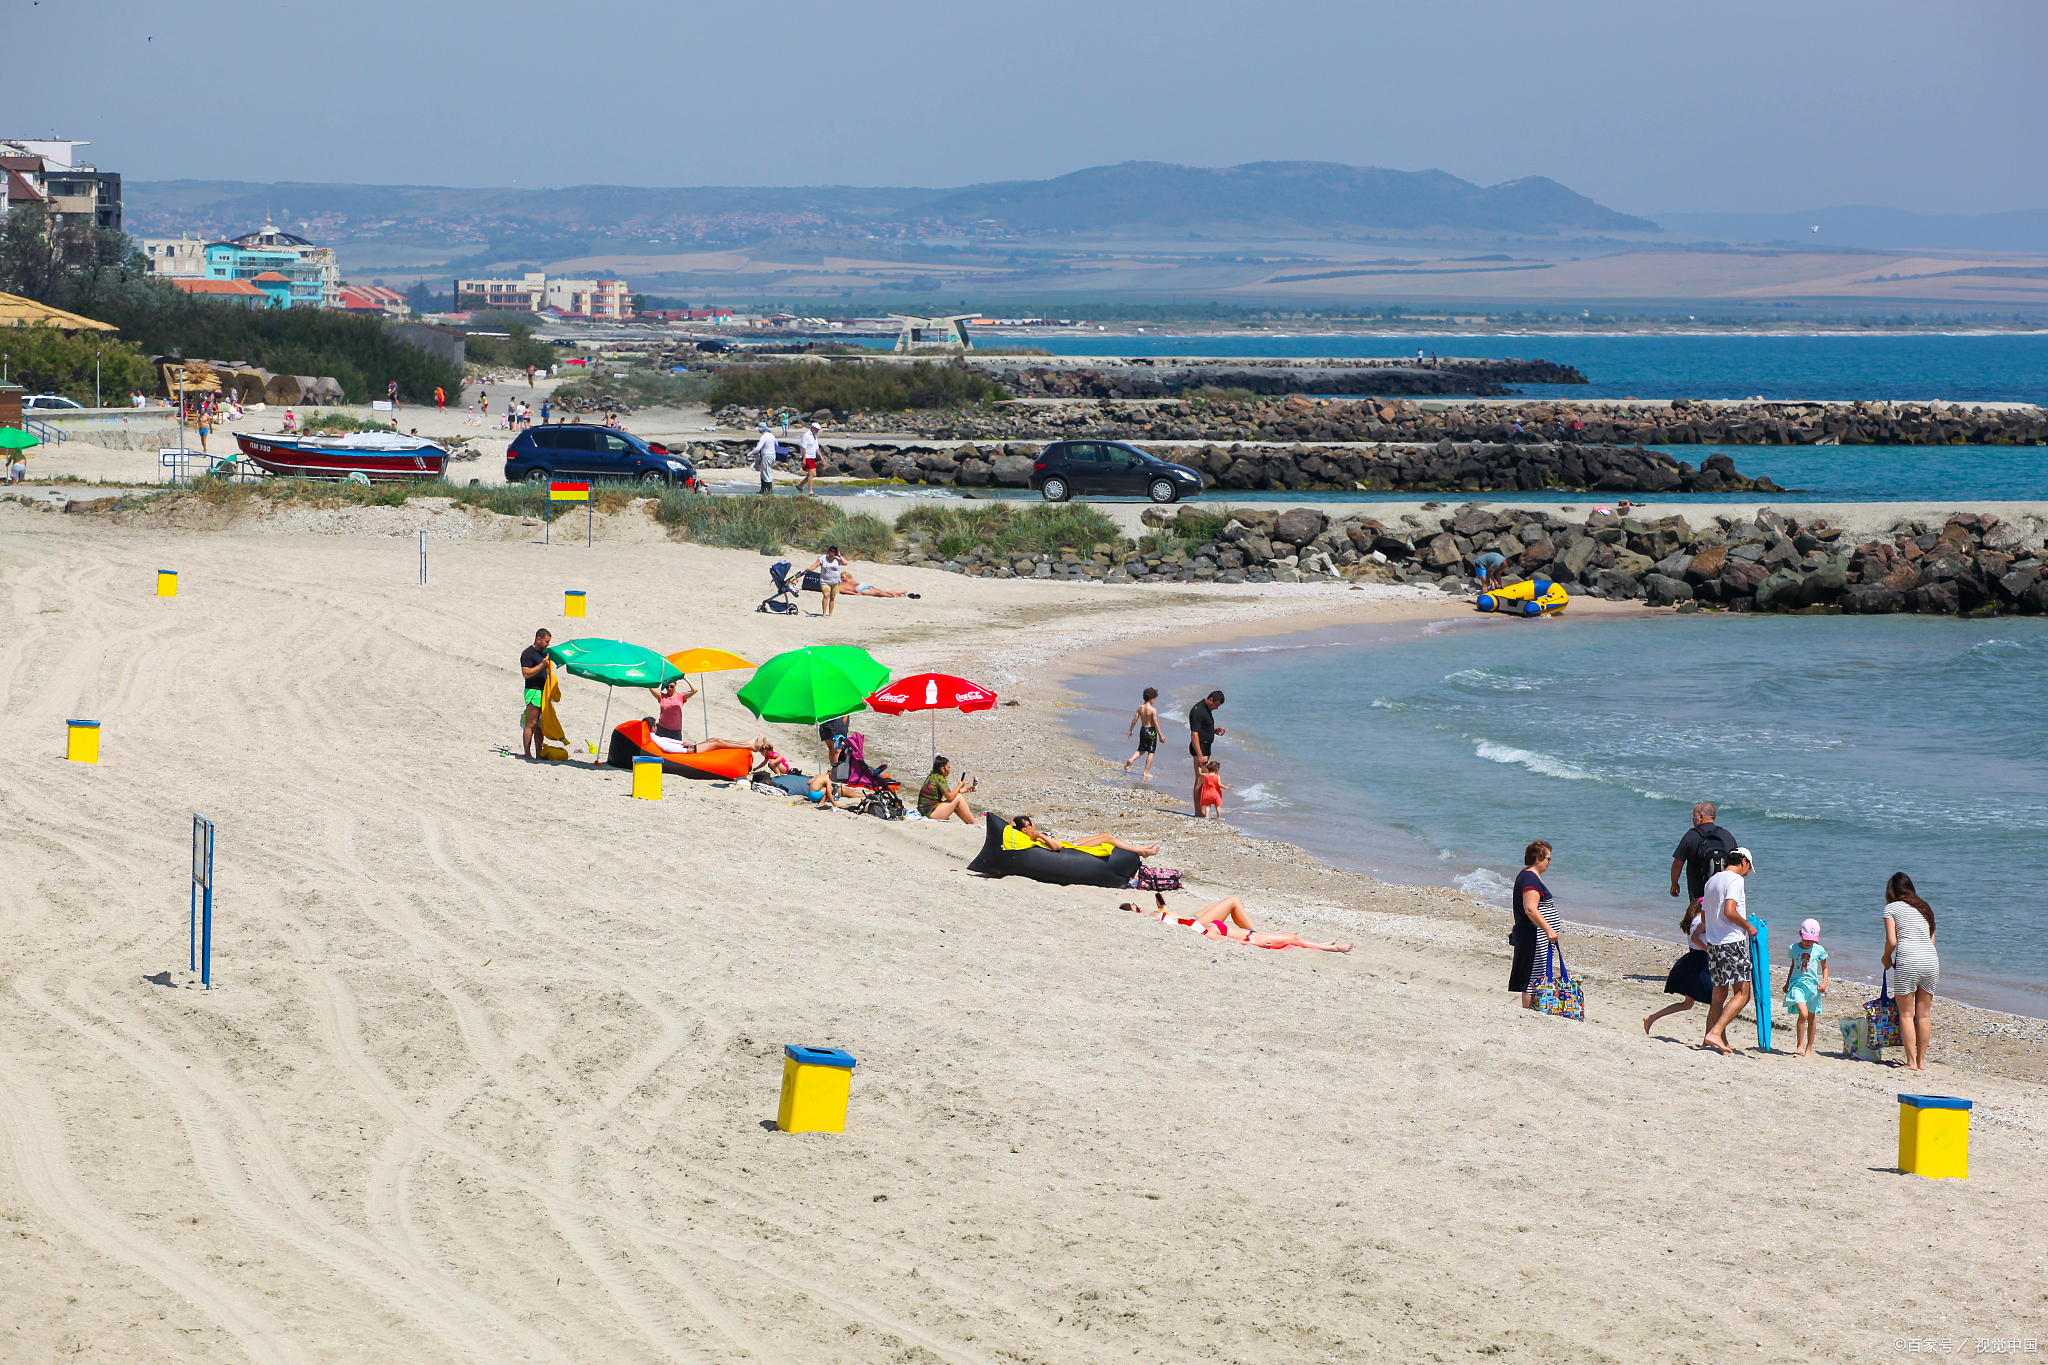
xmin=1170 ymin=896 xmax=1352 ymax=952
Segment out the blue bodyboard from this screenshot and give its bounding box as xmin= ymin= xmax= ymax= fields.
xmin=1749 ymin=916 xmax=1772 ymax=1051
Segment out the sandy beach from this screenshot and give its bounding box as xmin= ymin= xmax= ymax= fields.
xmin=1 ymin=488 xmax=2044 ymax=1365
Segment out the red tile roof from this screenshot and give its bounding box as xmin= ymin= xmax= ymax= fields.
xmin=169 ymin=279 xmax=267 ymax=297
xmin=252 ymin=271 xmax=291 ymax=283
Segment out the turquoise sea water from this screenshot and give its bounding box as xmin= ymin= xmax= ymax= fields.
xmin=852 ymin=332 xmax=2048 ymax=405
xmin=1065 ymin=613 xmax=2048 ymax=1017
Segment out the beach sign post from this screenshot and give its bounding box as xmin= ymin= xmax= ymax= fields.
xmin=190 ymin=814 xmax=215 ymax=989
xmin=549 ymin=480 xmax=591 ymax=546
xmin=418 ymin=530 xmax=427 ymax=586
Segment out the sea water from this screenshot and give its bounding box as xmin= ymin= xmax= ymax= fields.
xmin=1065 ymin=612 xmax=2048 ymax=1016
xmin=855 ymin=332 xmax=2048 ymax=405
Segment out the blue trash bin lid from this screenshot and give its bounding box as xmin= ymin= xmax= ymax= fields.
xmin=1898 ymin=1094 xmax=1972 ymax=1110
xmin=784 ymin=1045 xmax=857 ymax=1069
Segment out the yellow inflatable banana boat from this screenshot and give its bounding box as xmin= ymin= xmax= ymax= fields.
xmin=1476 ymin=578 xmax=1569 ymax=616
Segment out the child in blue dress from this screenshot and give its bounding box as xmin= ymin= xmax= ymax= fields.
xmin=1785 ymin=917 xmax=1830 ymax=1057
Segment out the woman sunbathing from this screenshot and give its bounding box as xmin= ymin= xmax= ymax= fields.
xmin=1179 ymin=896 xmax=1352 ymax=952
xmin=1005 ymin=815 xmax=1158 ymax=858
xmin=844 ymin=579 xmax=920 ymax=599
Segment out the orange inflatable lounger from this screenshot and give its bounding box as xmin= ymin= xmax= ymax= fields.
xmin=607 ymin=720 xmax=755 ymax=780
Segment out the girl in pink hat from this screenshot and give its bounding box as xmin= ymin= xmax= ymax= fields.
xmin=1785 ymin=918 xmax=1830 ymax=1057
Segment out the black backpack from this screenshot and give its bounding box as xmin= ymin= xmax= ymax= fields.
xmin=1690 ymin=824 xmax=1737 ymax=891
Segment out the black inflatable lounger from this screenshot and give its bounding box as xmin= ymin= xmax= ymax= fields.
xmin=965 ymin=814 xmax=1140 ymax=888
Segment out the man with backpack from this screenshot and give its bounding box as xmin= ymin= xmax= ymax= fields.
xmin=1669 ymin=802 xmax=1737 ymax=914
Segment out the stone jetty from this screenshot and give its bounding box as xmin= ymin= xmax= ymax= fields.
xmin=878 ymin=502 xmax=2048 ymax=616
xmin=971 ymin=355 xmax=1586 ymax=398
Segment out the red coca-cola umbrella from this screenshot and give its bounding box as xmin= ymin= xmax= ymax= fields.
xmin=866 ymin=672 xmax=998 ymax=755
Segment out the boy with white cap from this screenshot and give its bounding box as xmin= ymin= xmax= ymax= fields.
xmin=1785 ymin=917 xmax=1830 ymax=1057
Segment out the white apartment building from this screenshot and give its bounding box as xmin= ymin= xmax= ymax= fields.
xmin=543 ymin=278 xmax=633 ymax=320
xmin=455 ymin=273 xmax=547 ymax=312
xmin=142 ymin=237 xmax=209 ymax=278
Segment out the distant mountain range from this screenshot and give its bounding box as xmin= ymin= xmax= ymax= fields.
xmin=121 ymin=161 xmax=1658 ymax=252
xmin=1657 ymin=206 xmax=2048 ymax=254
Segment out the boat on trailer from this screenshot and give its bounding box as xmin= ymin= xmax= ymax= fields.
xmin=234 ymin=430 xmax=450 ymax=481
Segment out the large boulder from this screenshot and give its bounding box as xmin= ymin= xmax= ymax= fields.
xmin=991 ymin=455 xmax=1035 ymax=487
xmin=1421 ymin=534 xmax=1466 ymax=573
xmin=1842 ymin=584 xmax=1907 ymax=614
xmin=1684 ymin=543 xmax=1729 ymax=583
xmin=1719 ymin=560 xmax=1769 ymax=598
xmin=1274 ymin=507 xmax=1327 ymax=546
xmin=1754 ymin=568 xmax=1805 ymax=611
xmin=1644 ymin=573 xmax=1694 ymax=607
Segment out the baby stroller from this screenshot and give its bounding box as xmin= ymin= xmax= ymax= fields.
xmin=830 ymin=731 xmax=900 ymax=794
xmin=758 ymin=559 xmax=800 ymax=615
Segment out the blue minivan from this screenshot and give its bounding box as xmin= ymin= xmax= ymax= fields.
xmin=504 ymin=424 xmax=699 ymax=488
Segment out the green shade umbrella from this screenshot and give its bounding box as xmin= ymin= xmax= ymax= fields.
xmin=0 ymin=427 xmax=40 ymax=451
xmin=546 ymin=638 xmax=685 ymax=761
xmin=737 ymin=645 xmax=890 ymax=725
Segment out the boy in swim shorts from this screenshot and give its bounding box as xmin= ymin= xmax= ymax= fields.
xmin=1784 ymin=917 xmax=1829 ymax=1057
xmin=1123 ymin=687 xmax=1160 ymax=780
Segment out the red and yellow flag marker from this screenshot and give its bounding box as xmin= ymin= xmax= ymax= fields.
xmin=544 ymin=481 xmax=593 ymax=545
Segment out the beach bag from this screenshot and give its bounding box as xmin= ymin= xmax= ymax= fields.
xmin=1128 ymin=866 xmax=1182 ymax=892
xmin=863 ymin=788 xmax=906 ymax=821
xmin=1531 ymin=943 xmax=1584 ymax=1021
xmin=1863 ymin=971 xmax=1902 ymax=1049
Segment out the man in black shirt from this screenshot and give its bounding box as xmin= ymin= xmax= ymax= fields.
xmin=520 ymin=628 xmax=552 ymax=758
xmin=1187 ymin=689 xmax=1226 ymax=811
xmin=1669 ymin=801 xmax=1737 ymax=913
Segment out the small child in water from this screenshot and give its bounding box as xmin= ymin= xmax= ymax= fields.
xmin=1195 ymin=758 xmax=1230 ymax=818
xmin=1123 ymin=687 xmax=1161 ymax=780
xmin=1785 ymin=917 xmax=1830 ymax=1057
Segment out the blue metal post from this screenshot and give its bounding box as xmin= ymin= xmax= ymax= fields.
xmin=191 ymin=815 xmax=215 ymax=989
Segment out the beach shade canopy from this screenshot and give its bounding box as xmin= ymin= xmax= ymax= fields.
xmin=865 ymin=672 xmax=997 ymax=715
xmin=547 ymin=638 xmax=684 ymax=687
xmin=737 ymin=645 xmax=890 ymax=725
xmin=0 ymin=427 xmax=40 ymax=450
xmin=665 ymin=647 xmax=755 ymax=676
xmin=665 ymin=647 xmax=757 ymax=740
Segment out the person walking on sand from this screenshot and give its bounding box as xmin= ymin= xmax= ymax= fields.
xmin=1187 ymin=689 xmax=1225 ymax=811
xmin=751 ymin=424 xmax=779 ymax=495
xmin=1123 ymin=687 xmax=1161 ymax=780
xmin=1195 ymin=759 xmax=1230 ymax=818
xmin=1785 ymin=918 xmax=1830 ymax=1057
xmin=526 ymin=363 xmax=537 ymax=388
xmin=1644 ymin=899 xmax=1715 ymax=1039
xmin=520 ymin=628 xmax=553 ymax=758
xmin=1669 ymin=802 xmax=1737 ymax=921
xmin=387 ymin=380 xmax=400 ymax=411
xmin=1696 ymin=848 xmax=1757 ymax=1055
xmin=806 ymin=546 xmax=847 ymax=616
xmin=1882 ymin=872 xmax=1940 ymax=1071
xmin=434 ymin=386 xmax=445 ymax=411
xmin=1508 ymin=840 xmax=1560 ymax=1007
xmin=799 ymin=423 xmax=821 ymax=495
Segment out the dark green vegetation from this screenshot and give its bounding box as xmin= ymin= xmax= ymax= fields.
xmin=552 ymin=367 xmax=718 ymax=410
xmin=300 ymin=411 xmax=396 ymax=435
xmin=460 ymin=316 xmax=555 ymax=370
xmin=706 ymin=361 xmax=1004 ymax=412
xmin=894 ymin=501 xmax=1121 ymax=561
xmin=0 ymin=323 xmax=153 ymax=405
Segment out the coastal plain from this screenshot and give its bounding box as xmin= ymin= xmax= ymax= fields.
xmin=0 ymin=496 xmax=2044 ymax=1364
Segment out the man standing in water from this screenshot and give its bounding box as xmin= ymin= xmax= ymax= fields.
xmin=520 ymin=628 xmax=552 ymax=758
xmin=1187 ymin=690 xmax=1225 ymax=811
xmin=751 ymin=424 xmax=779 ymax=494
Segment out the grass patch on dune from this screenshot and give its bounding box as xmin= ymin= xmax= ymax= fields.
xmin=706 ymin=360 xmax=1005 ymax=413
xmin=648 ymin=493 xmax=895 ymax=558
xmin=893 ymin=501 xmax=1121 ymax=561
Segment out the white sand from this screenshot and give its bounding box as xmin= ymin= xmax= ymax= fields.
xmin=0 ymin=501 xmax=2043 ymax=1364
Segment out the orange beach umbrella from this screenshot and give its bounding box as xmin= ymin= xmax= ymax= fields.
xmin=665 ymin=647 xmax=757 ymax=740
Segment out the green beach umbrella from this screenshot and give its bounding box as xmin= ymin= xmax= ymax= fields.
xmin=0 ymin=427 xmax=40 ymax=450
xmin=737 ymin=645 xmax=890 ymax=726
xmin=546 ymin=638 xmax=685 ymax=761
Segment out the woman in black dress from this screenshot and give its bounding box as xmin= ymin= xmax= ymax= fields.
xmin=1643 ymin=901 xmax=1714 ymax=1037
xmin=1508 ymin=840 xmax=1560 ymax=1008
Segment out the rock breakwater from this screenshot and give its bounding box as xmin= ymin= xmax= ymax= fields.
xmin=974 ymin=355 xmax=1586 ymax=399
xmin=706 ymin=394 xmax=2047 ymax=448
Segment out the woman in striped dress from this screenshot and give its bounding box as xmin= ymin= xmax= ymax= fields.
xmin=1882 ymin=872 xmax=1940 ymax=1071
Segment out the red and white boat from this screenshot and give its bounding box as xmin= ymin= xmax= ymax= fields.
xmin=234 ymin=430 xmax=449 ymax=481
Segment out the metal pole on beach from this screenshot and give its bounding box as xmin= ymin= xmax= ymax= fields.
xmin=419 ymin=529 xmax=427 ymax=585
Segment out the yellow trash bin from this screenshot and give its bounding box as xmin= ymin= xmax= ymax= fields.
xmin=65 ymin=719 xmax=100 ymax=764
xmin=777 ymin=1045 xmax=857 ymax=1134
xmin=157 ymin=569 xmax=178 ymax=598
xmin=1898 ymin=1093 xmax=1971 ymax=1179
xmin=564 ymin=590 xmax=586 ymax=618
xmin=631 ymin=755 xmax=662 ymax=800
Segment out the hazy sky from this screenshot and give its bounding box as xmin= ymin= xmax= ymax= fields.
xmin=7 ymin=0 xmax=2044 ymax=214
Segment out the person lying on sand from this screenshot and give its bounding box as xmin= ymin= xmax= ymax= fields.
xmin=1005 ymin=815 xmax=1158 ymax=858
xmin=1181 ymin=896 xmax=1352 ymax=952
xmin=843 ymin=579 xmax=920 ymax=599
xmin=682 ymin=735 xmax=769 ymax=755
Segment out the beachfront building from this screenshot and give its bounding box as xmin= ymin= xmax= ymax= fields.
xmin=338 ymin=285 xmax=410 ymax=319
xmin=455 ymin=273 xmax=547 ymax=312
xmin=543 ymin=278 xmax=633 ymax=320
xmin=165 ymin=278 xmax=274 ymax=309
xmin=142 ymin=237 xmax=209 ymax=279
xmin=0 ymin=139 xmax=121 ymax=231
xmin=227 ymin=223 xmax=341 ymax=309
xmin=891 ymin=313 xmax=976 ymax=352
